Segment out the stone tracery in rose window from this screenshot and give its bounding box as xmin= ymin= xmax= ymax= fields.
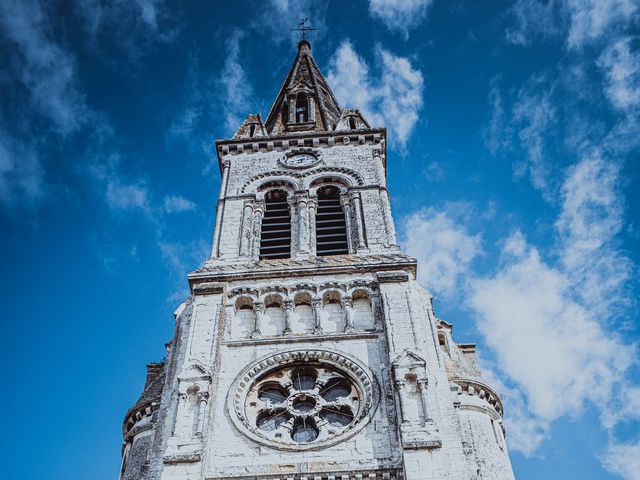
xmin=228 ymin=350 xmax=378 ymax=450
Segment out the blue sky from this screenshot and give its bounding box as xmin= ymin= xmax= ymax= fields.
xmin=1 ymin=0 xmax=639 ymax=479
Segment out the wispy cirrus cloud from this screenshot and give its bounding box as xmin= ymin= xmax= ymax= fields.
xmin=0 ymin=0 xmax=89 ymax=135
xmin=566 ymin=0 xmax=638 ymax=49
xmin=218 ymin=30 xmax=255 ymax=135
xmin=368 ymin=0 xmax=433 ymax=39
xmin=253 ymin=0 xmax=328 ymax=45
xmin=598 ymin=36 xmax=640 ymax=113
xmin=485 ymin=74 xmax=558 ymax=198
xmin=504 ymin=0 xmax=564 ymax=45
xmin=74 ymin=0 xmax=177 ymax=56
xmin=327 ymin=41 xmax=424 ymax=148
xmin=504 ymin=0 xmax=638 ymax=49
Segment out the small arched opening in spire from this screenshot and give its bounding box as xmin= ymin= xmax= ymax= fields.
xmin=295 ymin=92 xmax=309 ymax=123
xmin=260 ymin=190 xmax=291 ymax=260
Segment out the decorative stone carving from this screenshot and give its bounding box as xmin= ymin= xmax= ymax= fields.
xmin=227 ymin=349 xmax=379 ymax=451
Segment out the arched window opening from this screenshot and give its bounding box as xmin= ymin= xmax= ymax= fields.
xmin=296 ymin=93 xmax=309 ymax=123
xmin=438 ymin=332 xmax=450 ymax=355
xmin=260 ymin=190 xmax=291 ymax=259
xmin=322 ymin=291 xmax=345 ymax=332
xmin=234 ymin=297 xmax=256 ymax=339
xmin=292 ymin=292 xmax=314 ymax=334
xmin=348 ymin=116 xmax=357 ymax=129
xmin=352 ymin=290 xmax=374 ymax=330
xmin=315 ymin=186 xmax=348 ymax=256
xmin=263 ymin=294 xmax=285 ymax=336
xmin=249 ymin=124 xmax=256 ymax=137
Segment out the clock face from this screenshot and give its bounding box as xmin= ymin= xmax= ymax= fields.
xmin=281 ymin=153 xmax=320 ymax=169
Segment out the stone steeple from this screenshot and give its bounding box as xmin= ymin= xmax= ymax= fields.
xmin=264 ymin=40 xmax=342 ymax=135
xmin=119 ymin=39 xmax=516 ymax=480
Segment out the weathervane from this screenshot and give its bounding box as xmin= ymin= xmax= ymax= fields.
xmin=291 ymin=18 xmax=316 ymax=41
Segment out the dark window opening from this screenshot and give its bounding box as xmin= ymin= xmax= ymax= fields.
xmin=348 ymin=117 xmax=357 ymax=129
xmin=315 ymin=186 xmax=349 ymax=256
xmin=249 ymin=124 xmax=256 ymax=136
xmin=260 ymin=190 xmax=291 ymax=260
xmin=296 ymin=93 xmax=308 ymax=123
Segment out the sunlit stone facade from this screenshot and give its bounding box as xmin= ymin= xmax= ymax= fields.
xmin=120 ymin=40 xmax=516 ymax=480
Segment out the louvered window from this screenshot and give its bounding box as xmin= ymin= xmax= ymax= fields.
xmin=315 ymin=186 xmax=349 ymax=256
xmin=259 ymin=190 xmax=291 ymax=259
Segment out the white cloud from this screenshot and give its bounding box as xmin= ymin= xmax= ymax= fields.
xmin=0 ymin=0 xmax=88 ymax=134
xmin=468 ymin=153 xmax=637 ymax=456
xmin=327 ymin=41 xmax=424 ymax=147
xmin=567 ymin=0 xmax=638 ymax=48
xmin=556 ymin=153 xmax=632 ymax=318
xmin=598 ymin=37 xmax=640 ymax=112
xmin=602 ymin=439 xmax=640 ymax=480
xmin=164 ymin=194 xmax=196 ymax=213
xmin=218 ymin=30 xmax=255 ymax=135
xmin=511 ymin=76 xmax=556 ymax=196
xmin=368 ymin=0 xmax=432 ymax=39
xmin=470 ymin=233 xmax=632 ymax=425
xmin=505 ymin=0 xmax=563 ymax=45
xmin=105 ymin=180 xmax=150 ymax=212
xmin=400 ymin=207 xmax=481 ymax=298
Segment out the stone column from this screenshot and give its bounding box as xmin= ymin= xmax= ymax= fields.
xmin=395 ymin=380 xmax=410 ymax=423
xmin=239 ymin=202 xmax=254 ymax=257
xmin=211 ymin=160 xmax=231 ymax=258
xmin=380 ymin=188 xmax=398 ymax=246
xmin=311 ymin=298 xmax=323 ymax=335
xmin=283 ymin=300 xmax=293 ymax=335
xmin=288 ymin=95 xmax=296 ymax=123
xmin=309 ymin=96 xmax=316 ymax=122
xmin=252 ymin=302 xmax=264 ymax=338
xmin=417 ymin=379 xmax=433 ymax=423
xmin=340 ymin=194 xmax=354 ymax=253
xmin=342 ymin=295 xmax=354 ymax=333
xmin=308 ymin=197 xmax=318 ymax=256
xmin=195 ymin=391 xmax=209 ymax=436
xmin=250 ymin=202 xmax=265 ymax=260
xmin=351 ymin=192 xmax=367 ymax=250
xmin=296 ymin=193 xmax=310 ymax=256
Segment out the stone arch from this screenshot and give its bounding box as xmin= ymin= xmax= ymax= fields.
xmin=255 ymin=178 xmax=298 ymax=201
xmin=291 ymin=291 xmax=314 ymax=334
xmin=241 ymin=171 xmax=302 ymax=195
xmin=305 ymin=167 xmax=363 ymax=191
xmin=322 ymin=289 xmax=345 ymax=333
xmin=262 ymin=293 xmax=286 ymax=336
xmin=234 ymin=296 xmax=256 ymax=339
xmin=350 ymin=289 xmax=375 ymax=330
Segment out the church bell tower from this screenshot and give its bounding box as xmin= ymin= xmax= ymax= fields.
xmin=120 ymin=39 xmax=516 ymax=480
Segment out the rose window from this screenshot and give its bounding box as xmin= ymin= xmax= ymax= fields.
xmin=228 ymin=350 xmax=378 ymax=450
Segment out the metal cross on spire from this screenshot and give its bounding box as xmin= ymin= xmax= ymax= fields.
xmin=291 ymin=18 xmax=316 ymax=41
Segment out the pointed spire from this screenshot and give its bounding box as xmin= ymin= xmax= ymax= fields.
xmin=265 ymin=40 xmax=342 ymax=135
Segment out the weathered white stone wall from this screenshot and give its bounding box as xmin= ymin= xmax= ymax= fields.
xmin=213 ymin=134 xmax=395 ymax=262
